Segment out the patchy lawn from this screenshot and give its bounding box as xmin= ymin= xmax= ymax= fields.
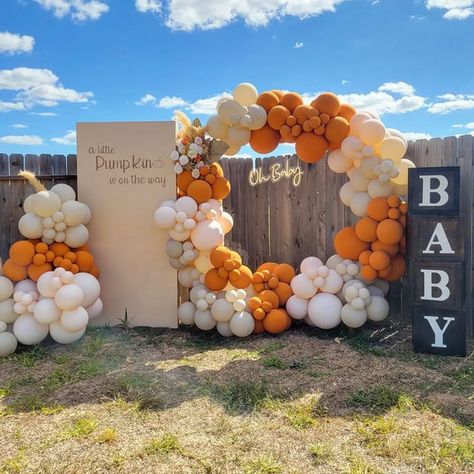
xmin=0 ymin=321 xmax=473 ymax=474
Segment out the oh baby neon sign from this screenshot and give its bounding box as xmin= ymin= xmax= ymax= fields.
xmin=248 ymin=159 xmax=304 ymax=187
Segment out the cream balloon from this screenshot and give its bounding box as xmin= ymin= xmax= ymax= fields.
xmin=61 ymin=201 xmax=91 ymax=226
xmin=247 ymin=104 xmax=267 ymax=130
xmin=169 ymin=228 xmax=191 ymax=242
xmin=290 ymin=274 xmax=317 ymax=299
xmin=64 ymin=224 xmax=89 ymax=248
xmin=226 ymin=125 xmax=251 ymax=147
xmin=86 ymin=298 xmax=103 ymax=319
xmin=50 ymin=183 xmax=76 ymax=203
xmin=211 ymin=298 xmax=234 ymax=322
xmin=307 ymin=293 xmax=342 ymax=329
xmin=34 ymin=298 xmax=61 ymax=324
xmin=379 ymin=137 xmax=406 ymax=163
xmin=0 ymin=299 xmax=16 ymax=323
xmin=233 ymin=82 xmax=258 ymax=106
xmin=178 ymin=301 xmax=196 ymax=325
xmin=0 ymin=332 xmax=17 ymax=358
xmin=349 ymin=113 xmax=372 ymax=136
xmin=350 ymin=192 xmax=371 ymax=217
xmin=18 ymin=212 xmax=43 ymax=239
xmin=0 ymin=276 xmax=13 ymax=301
xmin=217 ymin=99 xmax=246 ymax=126
xmin=229 ymin=311 xmax=254 ymax=337
xmin=50 ymin=321 xmax=86 ymax=344
xmin=154 ymin=206 xmax=176 ymax=229
xmin=341 ymin=304 xmax=367 ymax=328
xmin=194 ymin=310 xmax=216 ymax=330
xmin=191 ymin=220 xmax=224 ymax=251
xmin=207 ymin=115 xmax=229 ymax=140
xmin=358 ymin=119 xmax=386 ymax=146
xmin=54 ymin=284 xmax=84 ymax=311
xmin=60 ymin=306 xmax=89 ymax=332
xmin=175 ymin=196 xmax=198 ymax=218
xmin=286 ymin=295 xmax=308 ymax=320
xmin=350 ymin=170 xmax=370 ymax=192
xmin=13 ymin=313 xmax=48 ymax=345
xmin=216 ymin=321 xmax=234 ymax=337
xmin=391 ymin=159 xmax=415 ymax=186
xmin=73 ymin=273 xmax=100 ymax=307
xmin=218 ymin=212 xmax=233 ymax=234
xmin=32 ymin=190 xmax=62 ymax=217
xmin=366 ymin=295 xmax=389 ymax=321
xmin=339 ymin=182 xmax=356 ymax=206
xmin=319 ymin=269 xmax=344 ymax=294
xmin=368 ymin=179 xmax=395 ymax=198
xmin=328 ymin=149 xmax=352 ymax=173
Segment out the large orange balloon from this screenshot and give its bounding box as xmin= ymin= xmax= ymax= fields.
xmin=280 ymin=92 xmax=303 ymax=113
xmin=325 ymin=116 xmax=350 ymax=144
xmin=205 ymin=268 xmax=227 ymax=291
xmin=9 ymin=240 xmax=35 ymax=266
xmin=268 ymin=105 xmax=290 ymax=130
xmin=368 ymin=198 xmax=390 ymax=222
xmin=385 ymin=254 xmax=406 ymax=282
xmin=355 ymin=217 xmax=378 ymax=243
xmin=311 ymin=93 xmax=340 ymax=117
xmin=376 ymin=219 xmax=404 ymax=245
xmin=256 ymin=91 xmax=279 ymax=112
xmin=273 ymin=263 xmax=295 ymax=284
xmin=212 ymin=177 xmax=231 ymax=200
xmin=176 ymin=170 xmax=194 ymax=193
xmin=295 ymin=133 xmax=328 ymax=163
xmin=2 ymin=258 xmax=27 ymax=281
xmin=334 ymin=226 xmax=370 ymax=260
xmin=28 ymin=262 xmax=52 ymax=281
xmin=263 ymin=309 xmax=291 ymax=334
xmin=250 ymin=125 xmax=280 ymax=154
xmin=187 ymin=180 xmax=212 ymax=204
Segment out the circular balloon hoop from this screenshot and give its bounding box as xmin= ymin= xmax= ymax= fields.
xmin=154 ymin=83 xmax=412 ymax=337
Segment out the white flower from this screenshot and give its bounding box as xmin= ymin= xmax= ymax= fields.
xmin=177 ymin=143 xmax=186 ymax=153
xmin=179 ymin=155 xmax=189 ymax=165
xmin=192 ymin=169 xmax=200 ymax=179
xmin=196 ymin=145 xmax=203 ymax=155
xmin=170 ymin=150 xmax=179 ymax=161
xmin=194 ymin=136 xmax=203 ymax=145
xmin=188 ymin=150 xmax=197 ymax=159
xmin=174 ymin=164 xmax=183 ymax=174
xmin=189 ymin=143 xmax=199 ymax=152
xmin=196 ymin=161 xmax=204 ymax=169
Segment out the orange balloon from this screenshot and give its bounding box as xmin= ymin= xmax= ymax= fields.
xmin=35 ymin=242 xmax=48 ymax=254
xmin=360 ymin=265 xmax=378 ymax=281
xmin=280 ymin=92 xmax=303 ymax=113
xmin=75 ymin=251 xmax=94 ymax=272
xmin=211 ymin=176 xmax=231 ymax=200
xmin=253 ymin=319 xmax=266 ymax=334
xmin=229 ymin=265 xmax=253 ymax=289
xmin=205 ymin=268 xmax=227 ymax=291
xmin=45 ymin=250 xmax=55 ymax=263
xmin=3 ymin=258 xmax=28 ymax=281
xmin=275 ymin=282 xmax=293 ymax=306
xmin=263 ymin=309 xmax=290 ymax=334
xmin=385 ymin=254 xmax=406 ymax=282
xmin=271 ymin=90 xmax=285 ymax=100
xmin=388 ymin=208 xmax=401 ymax=220
xmin=324 ymin=116 xmax=350 ymax=145
xmin=371 ymin=240 xmax=399 ymax=257
xmin=376 ymin=219 xmax=404 ymax=245
xmin=399 ymin=202 xmax=408 ymax=215
xmin=49 ymin=242 xmax=70 ymax=257
xmin=32 ymin=253 xmax=46 ymax=266
xmin=210 ymin=246 xmax=232 ymax=268
xmin=257 ymin=262 xmax=278 ymax=273
xmin=250 ymin=125 xmax=280 ymax=154
xmin=70 ymin=264 xmax=79 ymax=274
xmin=256 ymin=91 xmax=279 ymax=112
xmin=338 ymin=103 xmax=357 ymax=121
xmin=368 ymin=198 xmax=390 ymax=222
xmin=176 ymin=170 xmax=194 ymax=193
xmin=387 ymin=194 xmax=401 ymax=208
xmin=355 ymin=217 xmax=378 ymax=243
xmin=334 ymin=226 xmax=370 ymax=261
xmin=293 ymin=105 xmax=312 ymax=125
xmin=295 ymin=133 xmax=328 ymax=163
xmin=311 ymin=93 xmax=340 ymax=117
xmin=187 ymin=180 xmax=212 ymax=204
xmin=358 ymin=250 xmax=372 ymax=265
xmin=9 ymin=240 xmax=35 ymax=266
xmin=210 ymin=163 xmax=224 ymax=177
xmin=248 ymin=297 xmax=261 ymax=311
xmin=253 ymin=308 xmax=266 ymax=321
xmin=268 ymin=105 xmax=290 ymax=130
xmin=369 ymin=250 xmax=391 ymax=270
xmin=27 ymin=262 xmax=52 ymax=281
xmin=259 ymin=290 xmax=279 ymax=309
xmin=273 ymin=263 xmax=295 ymax=284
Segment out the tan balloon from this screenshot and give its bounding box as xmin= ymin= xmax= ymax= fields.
xmin=391 ymin=158 xmax=415 ymax=185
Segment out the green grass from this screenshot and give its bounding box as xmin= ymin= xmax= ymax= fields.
xmin=96 ymin=427 xmax=118 ymax=444
xmin=258 ymin=341 xmax=286 ymax=354
xmin=262 ymin=356 xmax=288 ymax=369
xmin=0 ymin=448 xmax=26 ymax=473
xmin=65 ymin=417 xmax=98 ymax=439
xmin=206 ymin=381 xmax=273 ymax=414
xmin=243 ymin=455 xmax=283 ymax=474
xmin=346 ymin=385 xmax=402 ymax=412
xmin=144 ymin=433 xmax=181 ymax=455
xmin=308 ymin=443 xmax=332 ymax=465
xmin=12 ymin=346 xmax=46 ymax=367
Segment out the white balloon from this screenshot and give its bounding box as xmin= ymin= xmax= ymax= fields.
xmin=341 ymin=304 xmax=367 ymax=328
xmin=189 ymin=284 xmax=206 ymax=304
xmin=166 ymin=239 xmax=183 ymax=258
xmin=178 ymin=301 xmax=196 ymax=325
xmin=391 ymin=159 xmax=415 ymax=186
xmin=61 ymin=201 xmax=91 ymax=227
xmin=194 ymin=310 xmax=216 ymax=330
xmin=339 ymin=182 xmax=355 ymax=206
xmin=207 ymin=115 xmax=229 ymax=140
xmin=350 ymin=192 xmax=371 ymax=217
xmin=18 ymin=212 xmax=43 ymax=239
xmin=325 ymin=254 xmax=343 ymax=270
xmin=32 ymin=190 xmax=62 ymax=217
xmin=304 ymin=315 xmax=316 ymax=327
xmin=175 ymin=196 xmax=198 ymax=218
xmin=341 ymin=135 xmax=363 ymax=158
xmin=308 ymin=293 xmax=342 ymax=329
xmin=169 ymin=228 xmax=191 ymax=242
xmin=218 ymin=212 xmax=233 ymax=234
xmin=50 ymin=321 xmax=85 ymax=344
xmin=64 ymin=224 xmax=89 ymax=248
xmin=379 ymin=137 xmax=406 ymax=163
xmin=247 ymin=104 xmax=267 ymax=130
xmin=286 ymin=295 xmax=308 ymax=320
xmin=233 ymin=82 xmax=258 ymax=106
xmin=300 ymin=256 xmax=323 ymax=275
xmin=14 ymin=280 xmax=36 ymax=295
xmin=191 ymin=220 xmax=224 ymax=251
xmin=229 ymin=311 xmax=255 ymax=337
xmin=211 ymin=298 xmax=234 ymax=322
xmin=216 ymin=321 xmax=234 ymax=337
xmin=0 ymin=276 xmax=14 ymax=301
xmin=60 ymin=306 xmax=89 ymax=332
xmin=23 ymin=194 xmax=35 ymax=213
xmin=86 ymin=298 xmax=103 ymax=319
xmin=359 ymin=156 xmax=381 ymax=179
xmin=319 ymin=269 xmax=344 ymax=294
xmin=13 ymin=313 xmax=48 ymax=345
xmin=34 ymin=298 xmax=61 ymax=324
xmin=0 ymin=299 xmax=16 ymax=323
xmin=233 ymin=299 xmax=246 ymax=312
xmin=217 ymin=99 xmax=246 ymax=125
xmin=368 ymin=179 xmax=395 ymax=198
xmin=372 ymin=279 xmax=389 ymax=296
xmin=367 ymin=285 xmax=384 ymax=297
xmin=366 ymin=295 xmax=389 ymax=322
xmin=328 ymin=149 xmax=352 ymax=173
xmin=178 ymin=267 xmax=195 ymax=288
xmin=73 ymin=273 xmax=100 ymax=307
xmin=358 ymin=119 xmax=386 ymax=146
xmin=0 ymin=331 xmax=17 ymax=358
xmin=154 ymin=206 xmax=176 ymax=230
xmin=54 ymin=284 xmax=84 ymax=310
xmin=0 ymin=321 xmax=6 ymax=332
xmin=291 ymin=274 xmax=317 ymax=299
xmin=349 ymin=113 xmax=372 ymax=136
xmin=50 ymin=183 xmax=76 ymax=203
xmin=350 ymin=170 xmax=370 ymax=192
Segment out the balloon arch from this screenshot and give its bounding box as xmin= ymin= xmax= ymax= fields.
xmin=153 ymin=83 xmax=412 ymax=337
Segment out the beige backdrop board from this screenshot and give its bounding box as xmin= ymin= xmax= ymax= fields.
xmin=77 ymin=121 xmax=177 ymax=327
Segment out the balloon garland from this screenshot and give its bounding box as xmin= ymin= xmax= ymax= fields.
xmin=0 ymin=173 xmax=102 ymax=357
xmin=155 ymin=83 xmax=412 ymax=336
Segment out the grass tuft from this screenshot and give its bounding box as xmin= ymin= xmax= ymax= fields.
xmin=66 ymin=417 xmax=98 ymax=439
xmin=144 ymin=433 xmax=181 ymax=455
xmin=308 ymin=443 xmax=332 ymax=465
xmin=96 ymin=427 xmax=118 ymax=444
xmin=347 ymin=384 xmax=402 ymax=412
xmin=243 ymin=455 xmax=283 ymax=474
xmin=262 ymin=356 xmax=288 ymax=369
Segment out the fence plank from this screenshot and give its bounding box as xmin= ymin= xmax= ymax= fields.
xmin=0 ymin=154 xmax=9 ymax=261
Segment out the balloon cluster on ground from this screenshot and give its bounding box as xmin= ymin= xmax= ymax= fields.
xmin=156 ymin=83 xmax=411 ymax=337
xmin=0 ymin=174 xmax=102 ymax=357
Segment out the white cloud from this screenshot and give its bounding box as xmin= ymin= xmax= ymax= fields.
xmin=35 ymin=0 xmax=109 ymax=21
xmin=158 ymin=96 xmax=189 ymax=108
xmin=135 ymin=0 xmax=161 ymax=13
xmin=0 ymin=32 xmax=35 ymax=54
xmin=428 ymin=93 xmax=474 ymax=114
xmin=0 ymin=135 xmax=43 ymax=145
xmin=426 ymin=1 xmax=474 ymax=20
xmin=187 ymin=93 xmax=231 ymax=115
xmin=402 ymin=132 xmax=432 ymax=141
xmin=337 ymin=82 xmax=426 ymax=115
xmin=30 ymin=111 xmax=58 ymax=116
xmin=0 ymin=67 xmax=93 ymax=112
xmin=12 ymin=123 xmax=28 ymax=129
xmin=341 ymin=79 xmax=349 ymax=84
xmin=453 ymin=121 xmax=474 ymax=129
xmin=227 ymin=153 xmax=252 ymax=158
xmin=165 ymin=0 xmax=346 ymax=31
xmin=294 ymin=41 xmax=304 ymax=48
xmin=51 ymin=130 xmax=76 ymax=145
xmin=135 ymin=93 xmax=157 ymax=105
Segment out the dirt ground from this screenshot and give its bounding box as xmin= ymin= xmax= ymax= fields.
xmin=0 ymin=320 xmax=473 ymax=474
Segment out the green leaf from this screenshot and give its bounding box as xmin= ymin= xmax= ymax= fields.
xmin=208 ymin=139 xmax=229 ymax=162
xmin=192 ymin=118 xmax=202 ymax=128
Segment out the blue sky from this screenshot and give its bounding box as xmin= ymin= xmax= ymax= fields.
xmin=1 ymin=0 xmax=474 ymax=157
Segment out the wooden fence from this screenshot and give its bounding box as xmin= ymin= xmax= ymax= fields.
xmin=1 ymin=136 xmax=473 ymax=318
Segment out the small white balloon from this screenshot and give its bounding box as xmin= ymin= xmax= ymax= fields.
xmin=86 ymin=298 xmax=103 ymax=319
xmin=286 ymin=295 xmax=308 ymax=320
xmin=178 ymin=301 xmax=196 ymax=325
xmin=60 ymin=306 xmax=89 ymax=332
xmin=0 ymin=331 xmax=17 ymax=357
xmin=54 ymin=284 xmax=84 ymax=311
xmin=366 ymin=295 xmax=389 ymax=322
xmin=341 ymin=304 xmax=367 ymax=328
xmin=216 ymin=321 xmax=234 ymax=337
xmin=33 ymin=298 xmax=61 ymax=324
xmin=194 ymin=310 xmax=216 ymax=330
